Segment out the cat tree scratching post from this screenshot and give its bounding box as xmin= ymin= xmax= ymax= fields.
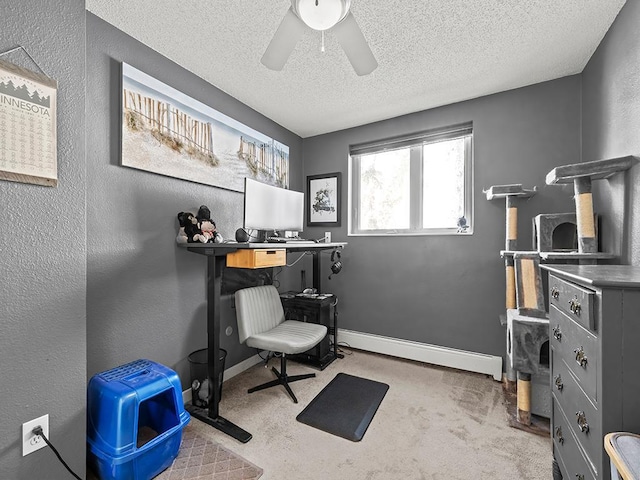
xmin=485 ymin=184 xmax=537 ymax=406
xmin=485 ymin=184 xmax=537 ymax=310
xmin=511 ymin=252 xmax=547 ymax=426
xmin=505 ymin=195 xmax=518 ymax=310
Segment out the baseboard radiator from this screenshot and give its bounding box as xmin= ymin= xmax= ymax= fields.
xmin=337 ymin=329 xmax=503 ymax=381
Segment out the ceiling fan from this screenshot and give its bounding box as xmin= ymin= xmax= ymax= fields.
xmin=261 ymin=0 xmax=378 ymax=76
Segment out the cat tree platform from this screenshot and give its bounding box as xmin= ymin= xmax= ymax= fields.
xmin=545 ymin=155 xmax=635 ymax=185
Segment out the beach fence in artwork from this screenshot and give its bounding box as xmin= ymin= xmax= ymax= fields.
xmin=123 ymin=87 xmax=290 ymax=188
xmin=123 ymin=89 xmax=216 ymax=165
xmin=239 ymin=136 xmax=289 ymax=187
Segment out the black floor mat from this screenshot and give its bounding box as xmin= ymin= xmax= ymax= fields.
xmin=296 ymin=373 xmax=389 ymax=441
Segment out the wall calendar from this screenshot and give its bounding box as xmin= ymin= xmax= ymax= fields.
xmin=0 ymin=58 xmax=57 ymax=187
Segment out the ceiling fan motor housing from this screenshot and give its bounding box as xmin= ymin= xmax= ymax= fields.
xmin=292 ymin=0 xmax=351 ymax=31
xmin=263 ymin=0 xmax=377 ymax=76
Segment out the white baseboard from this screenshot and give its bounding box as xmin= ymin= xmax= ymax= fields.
xmin=182 ymin=353 xmax=263 ymax=406
xmin=337 ymin=329 xmax=503 ymax=381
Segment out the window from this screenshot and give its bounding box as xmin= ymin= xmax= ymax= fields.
xmin=349 ymin=123 xmax=473 ymax=236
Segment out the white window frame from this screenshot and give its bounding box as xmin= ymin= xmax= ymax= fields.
xmin=348 ymin=123 xmax=473 ymax=236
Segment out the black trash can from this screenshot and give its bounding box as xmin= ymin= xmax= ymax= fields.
xmin=188 ymin=348 xmax=226 ymax=408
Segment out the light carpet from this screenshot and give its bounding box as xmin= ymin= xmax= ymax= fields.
xmin=189 ymin=348 xmax=552 ymax=480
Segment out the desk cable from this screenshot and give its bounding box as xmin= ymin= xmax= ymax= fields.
xmin=286 ymin=252 xmax=309 ymax=267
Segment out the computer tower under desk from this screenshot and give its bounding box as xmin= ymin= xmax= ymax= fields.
xmin=280 ymin=294 xmax=337 ymax=370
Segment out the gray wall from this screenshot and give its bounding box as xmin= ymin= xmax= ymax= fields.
xmin=3 ymin=3 xmax=635 ymax=477
xmin=304 ymin=77 xmax=580 ymax=358
xmin=0 ymin=1 xmax=86 ymax=478
xmin=582 ymin=0 xmax=640 ymax=265
xmin=86 ymin=13 xmax=304 ymax=384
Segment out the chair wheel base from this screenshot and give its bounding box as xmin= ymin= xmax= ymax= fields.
xmin=247 ymin=355 xmax=315 ymax=403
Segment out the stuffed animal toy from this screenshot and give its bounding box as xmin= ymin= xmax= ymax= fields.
xmin=196 ymin=205 xmax=223 ymax=243
xmin=177 ymin=211 xmax=207 ymax=243
xmin=457 ymin=216 xmax=469 ymax=233
xmin=176 ymin=211 xmax=190 ymax=244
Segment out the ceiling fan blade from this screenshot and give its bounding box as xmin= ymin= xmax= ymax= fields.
xmin=332 ymin=11 xmax=377 ymax=76
xmin=261 ymin=7 xmax=307 ymax=71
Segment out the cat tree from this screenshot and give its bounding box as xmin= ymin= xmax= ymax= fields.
xmin=486 ymin=155 xmax=636 ymax=430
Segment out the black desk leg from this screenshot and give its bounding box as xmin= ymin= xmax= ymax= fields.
xmin=312 ymin=251 xmax=321 ymax=291
xmin=332 ymin=297 xmax=344 ymax=360
xmin=188 ymin=253 xmax=251 ymax=444
xmin=185 ymin=404 xmax=252 ymax=443
xmin=312 ymin=250 xmax=344 ymax=361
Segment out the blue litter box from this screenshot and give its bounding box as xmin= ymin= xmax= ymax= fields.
xmin=87 ymin=359 xmax=190 ymax=480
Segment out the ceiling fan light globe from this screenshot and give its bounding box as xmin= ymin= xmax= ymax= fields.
xmin=293 ymin=0 xmax=351 ymax=31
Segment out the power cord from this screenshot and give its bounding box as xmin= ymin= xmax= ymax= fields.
xmin=286 ymin=252 xmax=308 ymax=267
xmin=272 ymin=267 xmax=281 ymax=289
xmin=32 ymin=426 xmax=82 ymax=480
xmin=245 ymin=229 xmax=262 ymax=241
xmin=256 ymin=349 xmax=281 ymax=367
xmin=256 ymin=349 xmax=271 ymax=365
xmin=335 ymin=342 xmax=353 ymax=356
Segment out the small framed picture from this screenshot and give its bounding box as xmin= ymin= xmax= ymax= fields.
xmin=307 ymin=172 xmax=341 ymax=226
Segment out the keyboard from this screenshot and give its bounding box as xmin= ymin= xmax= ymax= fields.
xmin=266 ymin=237 xmax=315 ymax=244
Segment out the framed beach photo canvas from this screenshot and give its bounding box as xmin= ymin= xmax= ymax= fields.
xmin=307 ymin=172 xmax=341 ymax=226
xmin=121 ymin=62 xmax=289 ymax=192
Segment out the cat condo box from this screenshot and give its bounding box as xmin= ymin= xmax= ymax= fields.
xmin=87 ymin=359 xmax=190 ymax=480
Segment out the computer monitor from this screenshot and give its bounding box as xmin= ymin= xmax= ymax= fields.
xmin=243 ymin=178 xmax=304 ymax=239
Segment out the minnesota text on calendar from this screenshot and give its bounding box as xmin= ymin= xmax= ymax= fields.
xmin=0 ymin=58 xmax=57 ymax=187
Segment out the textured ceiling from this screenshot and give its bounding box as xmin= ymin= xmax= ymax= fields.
xmin=86 ymin=0 xmax=626 ymax=138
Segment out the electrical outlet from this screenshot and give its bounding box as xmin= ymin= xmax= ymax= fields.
xmin=22 ymin=414 xmax=49 ymax=456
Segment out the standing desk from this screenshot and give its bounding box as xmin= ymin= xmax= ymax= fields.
xmin=178 ymin=241 xmax=346 ymax=443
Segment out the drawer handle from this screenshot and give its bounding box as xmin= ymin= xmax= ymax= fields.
xmin=574 ymin=346 xmax=588 ymax=368
xmin=568 ymin=296 xmax=581 ymax=316
xmin=554 ymin=374 xmax=564 ymax=391
xmin=576 ymin=411 xmax=589 ymax=433
xmin=554 ymin=426 xmax=564 ymax=444
xmin=552 ymin=325 xmax=562 ymax=341
xmin=551 ymin=286 xmax=560 ymax=299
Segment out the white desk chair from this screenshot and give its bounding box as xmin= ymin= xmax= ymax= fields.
xmin=235 ymin=285 xmax=327 ymax=403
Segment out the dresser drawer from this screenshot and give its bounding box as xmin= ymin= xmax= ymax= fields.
xmin=550 ymin=304 xmax=598 ymax=404
xmin=553 ymin=400 xmax=597 ymax=480
xmin=226 ymin=249 xmax=286 ymax=269
xmin=549 ymin=274 xmax=595 ymax=331
xmin=551 ymin=351 xmax=600 ymax=474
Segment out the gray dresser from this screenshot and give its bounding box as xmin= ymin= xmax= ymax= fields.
xmin=541 ymin=265 xmax=640 ymax=480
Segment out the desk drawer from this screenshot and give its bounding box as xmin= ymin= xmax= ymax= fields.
xmin=226 ymin=249 xmax=286 ymax=269
xmin=550 ymin=305 xmax=598 ymax=404
xmin=549 ymin=275 xmax=595 ymax=331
